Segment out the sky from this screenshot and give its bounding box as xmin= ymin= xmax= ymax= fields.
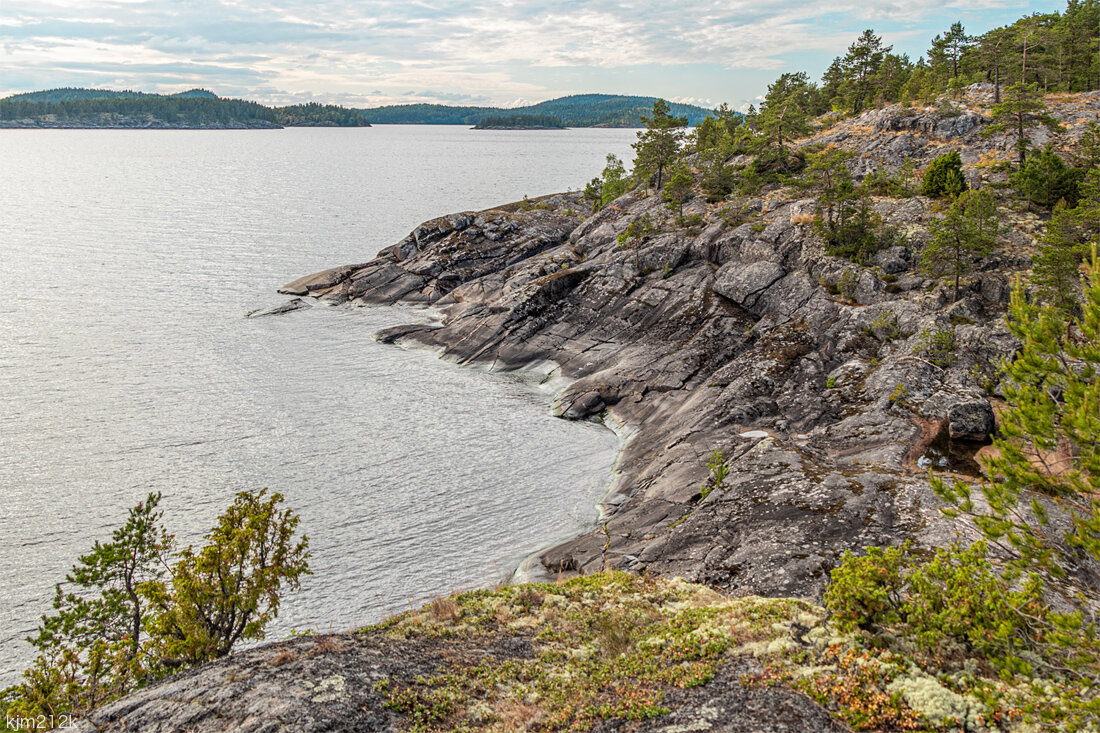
xmin=0 ymin=0 xmax=1068 ymax=110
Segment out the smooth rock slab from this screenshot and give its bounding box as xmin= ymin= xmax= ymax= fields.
xmin=712 ymin=261 xmax=786 ymax=311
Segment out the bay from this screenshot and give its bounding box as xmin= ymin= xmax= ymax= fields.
xmin=0 ymin=126 xmax=636 ymax=681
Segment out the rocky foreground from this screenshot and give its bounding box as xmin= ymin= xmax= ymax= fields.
xmin=79 ymin=90 xmax=1099 ymax=731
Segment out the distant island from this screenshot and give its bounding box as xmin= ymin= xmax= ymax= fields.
xmin=360 ymin=94 xmax=713 ymax=127
xmin=0 ymin=88 xmax=370 ymax=129
xmin=472 ymin=114 xmax=566 ymax=130
xmin=0 ymin=89 xmax=715 ymax=129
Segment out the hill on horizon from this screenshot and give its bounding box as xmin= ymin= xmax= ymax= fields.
xmin=4 ymin=87 xmax=220 ymax=104
xmin=358 ymin=94 xmax=716 ymax=127
xmin=0 ymin=88 xmax=367 ymax=128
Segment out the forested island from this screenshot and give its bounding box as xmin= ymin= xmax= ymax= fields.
xmin=359 ymin=94 xmax=712 ymax=126
xmin=472 ymin=114 xmax=566 ymax=129
xmin=0 ymin=88 xmax=369 ymax=129
xmin=5 ymin=1 xmax=1100 ymax=731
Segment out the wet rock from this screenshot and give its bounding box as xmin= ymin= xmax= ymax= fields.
xmin=246 ymin=298 xmax=310 ymax=318
xmin=280 ymin=265 xmax=361 ymax=296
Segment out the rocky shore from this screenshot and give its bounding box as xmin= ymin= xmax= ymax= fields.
xmin=77 ymin=90 xmax=1099 ymax=731
xmin=275 ymin=95 xmax=1091 ymax=596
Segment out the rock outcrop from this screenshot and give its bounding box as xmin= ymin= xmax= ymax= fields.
xmin=86 ymin=90 xmax=1098 ymax=731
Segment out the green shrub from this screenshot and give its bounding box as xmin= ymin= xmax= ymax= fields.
xmin=617 ymin=214 xmax=655 ymax=247
xmin=913 ymin=326 xmax=956 ymax=367
xmin=862 ymin=161 xmax=916 ymax=197
xmin=585 ymin=154 xmax=633 ymax=212
xmin=920 ymin=151 xmax=966 ymax=199
xmin=903 ymin=542 xmax=1045 ymax=671
xmin=888 ymin=382 xmax=910 ymax=407
xmin=825 ymin=544 xmax=907 ymax=632
xmin=1010 ymin=145 xmax=1083 ymax=211
xmin=825 ymin=541 xmax=1046 ymax=674
xmin=2 ymin=490 xmax=309 ymax=721
xmin=699 ymin=449 xmax=729 ymax=500
xmin=868 ymin=311 xmax=902 ymax=341
xmin=837 ymin=271 xmax=859 ymax=300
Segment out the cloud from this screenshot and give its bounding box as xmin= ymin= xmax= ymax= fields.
xmin=0 ymin=0 xmax=1062 ymax=105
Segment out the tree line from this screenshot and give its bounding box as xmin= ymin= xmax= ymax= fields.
xmin=357 ymin=94 xmax=712 ymax=127
xmin=473 ymin=114 xmax=566 ymax=129
xmin=0 ymin=95 xmax=370 ymax=127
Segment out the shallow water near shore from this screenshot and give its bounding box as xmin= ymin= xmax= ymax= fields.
xmin=0 ymin=126 xmax=635 ymax=682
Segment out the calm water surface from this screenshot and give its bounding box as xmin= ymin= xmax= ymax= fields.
xmin=0 ymin=126 xmax=636 ymax=681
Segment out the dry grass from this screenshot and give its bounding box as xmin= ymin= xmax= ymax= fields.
xmin=496 ymin=701 xmax=547 ymax=732
xmin=268 ymin=649 xmax=297 ymax=667
xmin=314 ymin=636 xmax=345 ymax=653
xmin=429 ymin=597 xmax=461 ymax=624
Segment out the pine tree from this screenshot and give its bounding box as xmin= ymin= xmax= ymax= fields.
xmin=837 ymin=30 xmax=892 ymax=113
xmin=935 ymin=250 xmax=1100 ymax=594
xmin=920 ymin=188 xmax=1000 ymax=301
xmin=928 ymin=22 xmax=974 ymax=89
xmin=3 ymin=489 xmax=310 ymax=718
xmin=1035 ymin=203 xmax=1089 ymax=315
xmin=920 ymin=151 xmax=967 ymax=199
xmin=756 ymin=72 xmax=813 ymax=162
xmin=982 ymin=82 xmax=1061 ymax=167
xmin=804 ymin=149 xmax=883 ymax=263
xmin=662 ymin=161 xmax=695 ymax=217
xmin=632 ymin=99 xmax=687 ymax=191
xmin=1010 ymin=144 xmax=1083 ymax=210
xmin=16 ymin=494 xmax=174 ymax=715
xmin=1034 ymin=168 xmax=1100 ymax=315
xmin=584 ymin=154 xmax=631 ymax=212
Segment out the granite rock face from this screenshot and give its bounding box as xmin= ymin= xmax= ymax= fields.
xmin=283 ymin=182 xmax=1028 ymax=596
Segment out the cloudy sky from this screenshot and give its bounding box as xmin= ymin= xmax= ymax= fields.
xmin=0 ymin=0 xmax=1065 ymax=109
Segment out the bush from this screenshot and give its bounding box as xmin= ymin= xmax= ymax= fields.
xmin=584 ymin=154 xmax=633 ymax=212
xmin=816 ymin=197 xmax=886 ymax=264
xmin=920 ymin=152 xmax=966 ymax=199
xmin=824 ymin=258 xmax=1100 ymax=726
xmin=825 ymin=544 xmax=907 ymax=632
xmin=2 ymin=489 xmax=310 ymax=719
xmin=1010 ymin=145 xmax=1083 ymax=211
xmin=913 ymin=326 xmax=956 ymax=367
xmin=862 ymin=161 xmax=916 ymax=197
xmin=825 ymin=541 xmax=1046 ymax=674
xmin=145 ymin=488 xmax=311 ymax=666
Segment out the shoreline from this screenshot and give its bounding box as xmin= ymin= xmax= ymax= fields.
xmin=370 ymin=314 xmax=632 ymax=586
xmin=278 ymin=164 xmax=1014 ymax=598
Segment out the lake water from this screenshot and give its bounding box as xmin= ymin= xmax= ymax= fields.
xmin=0 ymin=126 xmax=636 ymax=682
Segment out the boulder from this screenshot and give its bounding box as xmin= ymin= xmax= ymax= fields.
xmin=712 ymin=261 xmax=786 ymax=311
xmin=948 ymin=401 xmax=996 ymax=442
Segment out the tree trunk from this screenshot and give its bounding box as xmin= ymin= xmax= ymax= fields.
xmin=1016 ymin=111 xmax=1026 ymax=168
